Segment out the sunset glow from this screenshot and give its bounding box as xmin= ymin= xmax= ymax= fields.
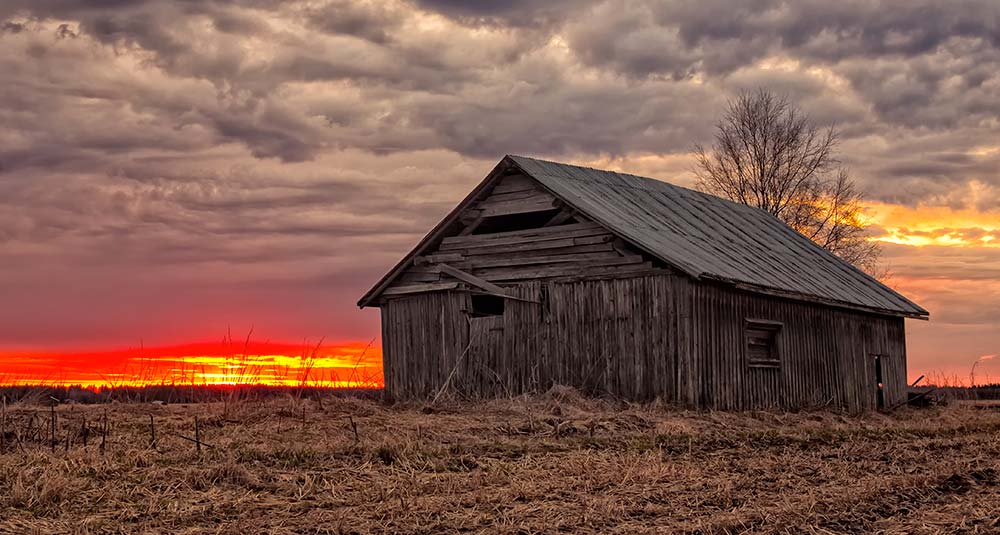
xmin=0 ymin=340 xmax=383 ymax=389
xmin=866 ymin=201 xmax=1000 ymax=248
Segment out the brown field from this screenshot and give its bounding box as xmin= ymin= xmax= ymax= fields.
xmin=2 ymin=390 xmax=1000 ymax=534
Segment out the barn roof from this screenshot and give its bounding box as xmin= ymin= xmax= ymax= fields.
xmin=359 ymin=155 xmax=928 ymax=318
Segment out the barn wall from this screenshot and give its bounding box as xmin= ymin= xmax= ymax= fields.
xmin=380 ymin=292 xmax=468 ymax=400
xmin=381 ymin=273 xmax=684 ymax=401
xmin=382 ymin=274 xmax=908 ymax=411
xmin=689 ymin=282 xmax=908 ymax=412
xmin=544 ymin=274 xmax=685 ymax=400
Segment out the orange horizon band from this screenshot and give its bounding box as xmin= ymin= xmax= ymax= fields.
xmin=0 ymin=340 xmax=385 ymax=389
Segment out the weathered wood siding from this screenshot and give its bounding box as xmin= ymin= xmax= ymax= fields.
xmin=382 ymin=274 xmax=908 ymax=412
xmin=380 ymin=172 xmax=654 ymax=299
xmin=544 ymin=274 xmax=685 ymax=400
xmin=380 ymin=292 xmax=468 ymax=400
xmin=688 ymin=282 xmax=908 ymax=412
xmin=381 ymin=273 xmax=684 ymax=401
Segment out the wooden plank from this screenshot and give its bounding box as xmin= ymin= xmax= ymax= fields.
xmin=458 ymin=209 xmax=482 ymax=223
xmin=406 ymin=265 xmax=443 ymax=274
xmin=441 ymin=234 xmax=572 ymax=252
xmin=397 ymin=272 xmax=441 ymax=283
xmin=484 ymin=189 xmax=547 ymax=204
xmin=437 ymin=263 xmax=510 ymax=296
xmin=441 ymin=221 xmax=602 ymax=245
xmin=452 ymin=242 xmax=616 ymax=263
xmin=477 ymin=258 xmax=650 ymax=282
xmin=464 ymin=251 xmax=624 ymax=269
xmin=490 ymin=174 xmax=537 ymax=194
xmin=440 ymin=224 xmax=607 ymax=250
xmin=478 ymin=198 xmax=558 ymax=218
xmin=460 ymin=235 xmax=614 ymax=257
xmin=458 ymin=214 xmax=485 ymax=236
xmin=418 ymin=252 xmax=465 ymax=264
xmin=381 ymin=281 xmax=460 ymax=296
xmin=476 ymin=191 xmax=555 ymax=210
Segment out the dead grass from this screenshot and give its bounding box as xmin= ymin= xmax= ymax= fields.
xmin=2 ymin=392 xmax=1000 ymax=534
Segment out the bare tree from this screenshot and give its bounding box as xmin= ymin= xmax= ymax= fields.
xmin=694 ymin=89 xmax=883 ymax=276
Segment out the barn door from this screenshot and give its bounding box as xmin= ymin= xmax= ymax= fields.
xmin=466 ymin=295 xmax=506 ymax=396
xmin=745 ymin=320 xmax=783 ymax=409
xmin=468 ymin=315 xmax=505 ymax=388
xmin=873 ymin=354 xmax=885 ymax=409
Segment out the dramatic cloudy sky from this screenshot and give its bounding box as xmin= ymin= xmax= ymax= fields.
xmin=1 ymin=0 xmax=998 ymax=383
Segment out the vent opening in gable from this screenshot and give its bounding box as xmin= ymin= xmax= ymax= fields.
xmin=471 ymin=209 xmax=563 ymax=234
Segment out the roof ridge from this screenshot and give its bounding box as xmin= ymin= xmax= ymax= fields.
xmin=506 ymin=154 xmax=763 ymax=215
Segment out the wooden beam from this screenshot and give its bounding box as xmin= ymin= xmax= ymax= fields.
xmin=440 ymin=226 xmax=609 ymax=251
xmin=440 ymin=243 xmax=618 ymax=270
xmin=484 ymin=189 xmax=546 ymax=203
xmin=416 ymin=252 xmax=464 ymax=264
xmin=397 ymin=272 xmax=442 ymax=283
xmin=478 ymin=198 xmax=558 ymax=217
xmin=435 ymin=244 xmax=617 ymax=271
xmin=477 ymin=260 xmax=654 ymax=282
xmin=490 ymin=174 xmax=537 ymax=194
xmin=612 ymin=238 xmax=632 ymax=257
xmin=381 ymin=281 xmax=461 ymax=296
xmin=437 ymin=263 xmax=509 ymax=296
xmin=464 ymin=251 xmax=623 ymax=269
xmin=459 ymin=235 xmax=614 ymax=257
xmin=457 ymin=214 xmax=485 ymax=236
xmin=441 ymin=221 xmax=602 ymax=247
xmin=542 ymin=207 xmax=576 ymax=227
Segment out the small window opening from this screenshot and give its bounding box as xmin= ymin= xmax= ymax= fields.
xmin=471 ymin=209 xmax=561 ymax=234
xmin=746 ymin=320 xmax=781 ymax=368
xmin=470 ymin=294 xmax=505 ymax=317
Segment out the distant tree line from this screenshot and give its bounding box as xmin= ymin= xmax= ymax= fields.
xmin=0 ymin=385 xmax=381 ymax=404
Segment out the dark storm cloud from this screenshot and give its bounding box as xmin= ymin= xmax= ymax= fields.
xmin=305 ymin=0 xmax=403 ymax=44
xmin=564 ymin=0 xmax=1000 ymax=78
xmin=411 ymin=0 xmax=585 ymax=27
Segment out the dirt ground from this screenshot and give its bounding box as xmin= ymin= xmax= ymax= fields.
xmin=2 ymin=390 xmax=999 ymax=534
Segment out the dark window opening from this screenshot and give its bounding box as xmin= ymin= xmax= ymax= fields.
xmin=873 ymin=355 xmax=885 ymax=408
xmin=746 ymin=320 xmax=781 ymax=368
xmin=470 ymin=294 xmax=505 ymax=317
xmin=471 ymin=209 xmax=561 ymax=234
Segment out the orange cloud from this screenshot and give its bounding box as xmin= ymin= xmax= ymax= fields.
xmin=865 ymin=201 xmax=1000 ymax=248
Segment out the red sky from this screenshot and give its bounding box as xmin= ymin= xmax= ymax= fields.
xmin=0 ymin=340 xmax=383 ymax=389
xmin=0 ymin=1 xmax=997 ymax=387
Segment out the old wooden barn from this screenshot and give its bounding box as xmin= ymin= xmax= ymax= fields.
xmin=359 ymin=156 xmax=929 ymax=411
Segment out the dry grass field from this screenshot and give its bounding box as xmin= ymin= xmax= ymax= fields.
xmin=2 ymin=389 xmax=1000 ymax=534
